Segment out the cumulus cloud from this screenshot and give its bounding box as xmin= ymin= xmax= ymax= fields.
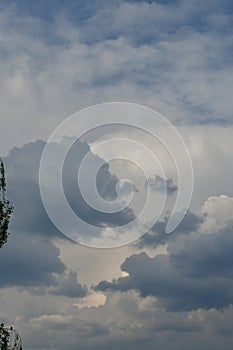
xmin=4 ymin=138 xmax=135 ymax=241
xmin=9 ymin=291 xmax=233 ymax=350
xmin=1 ymin=1 xmax=233 ymax=349
xmin=135 ymin=209 xmax=202 ymax=248
xmin=148 ymin=174 xmax=177 ymax=194
xmin=50 ymin=271 xmax=88 ymax=298
xmin=200 ymin=195 xmax=233 ymax=233
xmin=0 ymin=230 xmax=88 ymax=298
xmin=0 ymin=232 xmax=64 ymax=288
xmin=95 ymin=196 xmax=233 ymax=311
xmin=5 ymin=140 xmax=59 ymax=237
xmin=0 ymin=137 xmax=136 ymax=293
xmin=62 ymin=137 xmax=135 ymax=233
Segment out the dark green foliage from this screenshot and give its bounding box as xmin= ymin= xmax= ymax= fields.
xmin=0 ymin=159 xmax=13 ymax=248
xmin=0 ymin=165 xmax=20 ymax=349
xmin=0 ymin=324 xmax=22 ymax=350
xmin=0 ymin=323 xmax=10 ymax=350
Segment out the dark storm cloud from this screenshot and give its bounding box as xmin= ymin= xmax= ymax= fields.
xmin=0 ymin=231 xmax=88 ymax=298
xmin=135 ymin=210 xmax=203 ymax=248
xmin=0 ymin=138 xmax=135 ymax=293
xmin=4 ymin=139 xmax=135 ymax=240
xmin=5 ymin=140 xmax=61 ymax=237
xmin=62 ymin=138 xmax=135 ymax=233
xmin=50 ymin=271 xmax=88 ymax=298
xmin=95 ymin=220 xmax=233 ymax=311
xmin=0 ymin=232 xmax=64 ymax=288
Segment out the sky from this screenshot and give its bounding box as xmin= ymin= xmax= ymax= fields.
xmin=1 ymin=0 xmax=233 ymax=349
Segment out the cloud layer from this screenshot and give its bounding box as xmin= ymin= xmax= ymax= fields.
xmin=95 ymin=198 xmax=233 ymax=311
xmin=1 ymin=1 xmax=233 ymax=349
xmin=1 ymin=0 xmax=233 ymax=154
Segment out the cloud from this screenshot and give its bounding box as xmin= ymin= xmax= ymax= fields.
xmin=95 ymin=196 xmax=233 ymax=311
xmin=200 ymin=195 xmax=233 ymax=233
xmin=148 ymin=174 xmax=177 ymax=194
xmin=0 ymin=137 xmax=136 ymax=292
xmin=8 ymin=290 xmax=233 ymax=350
xmin=1 ymin=1 xmax=233 ymax=349
xmin=1 ymin=0 xmax=233 ymax=156
xmin=0 ymin=232 xmax=64 ymax=288
xmin=4 ymin=139 xmax=135 ymax=241
xmin=50 ymin=271 xmax=88 ymax=298
xmin=4 ymin=141 xmax=59 ymax=237
xmin=62 ymin=137 xmax=135 ymax=233
xmin=135 ymin=209 xmax=202 ymax=248
xmin=0 ymin=229 xmax=88 ymax=298
xmin=1 ymin=192 xmax=233 ymax=348
xmin=76 ymin=0 xmax=233 ymax=45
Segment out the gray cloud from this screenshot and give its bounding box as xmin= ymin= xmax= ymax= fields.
xmin=0 ymin=232 xmax=64 ymax=288
xmin=62 ymin=137 xmax=135 ymax=233
xmin=76 ymin=0 xmax=233 ymax=45
xmin=14 ymin=291 xmax=233 ymax=350
xmin=1 ymin=1 xmax=233 ymax=349
xmin=0 ymin=230 xmax=88 ymax=298
xmin=50 ymin=271 xmax=88 ymax=298
xmin=135 ymin=209 xmax=203 ymax=249
xmin=5 ymin=140 xmax=60 ymax=237
xmin=0 ymin=137 xmax=135 ymax=294
xmin=0 ymin=137 xmax=137 ymax=293
xmin=95 ymin=219 xmax=233 ymax=311
xmin=148 ymin=174 xmax=177 ymax=194
xmin=1 ymin=0 xmax=233 ymax=157
xmin=4 ymin=139 xmax=135 ymax=241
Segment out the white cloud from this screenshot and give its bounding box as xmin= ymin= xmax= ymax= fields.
xmin=1 ymin=1 xmax=233 ymax=155
xmin=200 ymin=195 xmax=233 ymax=233
xmin=2 ymin=289 xmax=233 ymax=350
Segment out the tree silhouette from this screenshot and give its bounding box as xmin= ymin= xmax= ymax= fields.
xmin=0 ymin=163 xmax=21 ymax=349
xmin=0 ymin=159 xmax=13 ymax=248
xmin=0 ymin=323 xmax=10 ymax=350
xmin=0 ymin=324 xmax=22 ymax=350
